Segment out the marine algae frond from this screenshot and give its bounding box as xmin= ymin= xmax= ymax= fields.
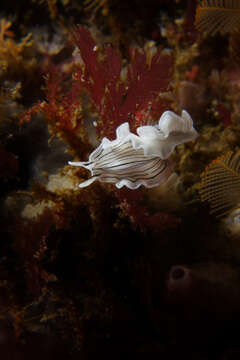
xmin=84 ymin=0 xmax=108 ymax=14
xmin=195 ymin=0 xmax=240 ymax=35
xmin=198 ymin=151 xmax=240 ymax=217
xmin=0 ymin=18 xmax=33 ymax=79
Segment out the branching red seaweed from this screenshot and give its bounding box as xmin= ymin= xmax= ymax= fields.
xmin=13 ymin=210 xmax=55 ymax=297
xmin=117 ymin=187 xmax=179 ymax=232
xmin=73 ymin=25 xmax=173 ymax=139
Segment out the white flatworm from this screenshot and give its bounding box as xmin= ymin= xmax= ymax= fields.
xmin=69 ymin=110 xmax=198 ymax=189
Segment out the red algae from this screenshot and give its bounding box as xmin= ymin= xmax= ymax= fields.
xmin=73 ymin=25 xmax=173 ymax=139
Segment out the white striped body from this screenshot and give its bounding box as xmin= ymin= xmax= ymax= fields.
xmin=69 ymin=110 xmax=198 ymax=189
